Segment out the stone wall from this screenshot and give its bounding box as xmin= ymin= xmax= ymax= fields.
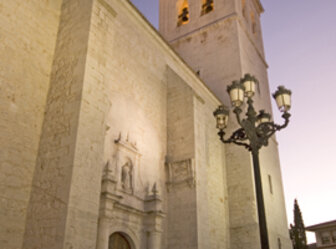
xmin=0 ymin=1 xmax=62 ymax=248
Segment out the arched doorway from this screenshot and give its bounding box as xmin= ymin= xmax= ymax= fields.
xmin=109 ymin=232 xmax=132 ymax=249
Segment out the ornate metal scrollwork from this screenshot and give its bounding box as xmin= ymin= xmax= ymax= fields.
xmin=217 ymin=98 xmax=290 ymax=152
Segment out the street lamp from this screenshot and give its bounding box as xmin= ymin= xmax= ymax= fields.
xmin=213 ymin=74 xmax=292 ymax=249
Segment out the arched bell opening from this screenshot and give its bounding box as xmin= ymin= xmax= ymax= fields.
xmin=177 ymin=0 xmax=190 ymax=26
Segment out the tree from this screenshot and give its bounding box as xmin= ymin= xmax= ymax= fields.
xmin=289 ymin=199 xmax=307 ymax=249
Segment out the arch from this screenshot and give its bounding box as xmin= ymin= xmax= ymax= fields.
xmin=109 ymin=226 xmax=140 ymax=249
xmin=177 ymin=0 xmax=190 ymax=26
xmin=109 ymin=232 xmax=135 ymax=249
xmin=201 ymin=0 xmax=214 ymax=15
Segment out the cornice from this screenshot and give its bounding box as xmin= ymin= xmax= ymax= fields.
xmin=253 ymin=0 xmax=264 ymax=14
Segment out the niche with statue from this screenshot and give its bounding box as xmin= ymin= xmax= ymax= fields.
xmin=103 ymin=133 xmax=142 ymax=196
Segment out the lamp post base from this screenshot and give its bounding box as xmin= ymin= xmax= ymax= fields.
xmin=252 ymin=149 xmax=270 ymax=249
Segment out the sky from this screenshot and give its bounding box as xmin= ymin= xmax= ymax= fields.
xmin=130 ymin=0 xmax=336 ymax=244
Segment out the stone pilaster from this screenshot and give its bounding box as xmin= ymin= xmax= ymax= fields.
xmin=22 ymin=0 xmax=101 ymax=248
xmin=145 ymin=184 xmax=165 ymax=249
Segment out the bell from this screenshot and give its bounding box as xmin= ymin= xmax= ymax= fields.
xmin=181 ymin=8 xmax=189 ymax=22
xmin=205 ymin=0 xmax=213 ymax=13
xmin=205 ymin=0 xmax=213 ymax=12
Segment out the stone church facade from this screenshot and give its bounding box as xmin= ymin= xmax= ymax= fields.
xmin=0 ymin=0 xmax=292 ymax=249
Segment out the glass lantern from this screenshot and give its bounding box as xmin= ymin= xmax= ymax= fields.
xmin=213 ymin=105 xmax=229 ymax=129
xmin=256 ymin=110 xmax=271 ymax=126
xmin=272 ymin=86 xmax=292 ymax=112
xmin=242 ymin=74 xmax=257 ymax=97
xmin=227 ymin=80 xmax=245 ymax=107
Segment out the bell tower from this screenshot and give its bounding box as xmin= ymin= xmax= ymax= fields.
xmin=160 ymin=0 xmax=268 ymax=104
xmin=160 ymin=0 xmax=293 ymax=248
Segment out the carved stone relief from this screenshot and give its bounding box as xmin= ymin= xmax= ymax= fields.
xmin=166 ymin=158 xmax=195 ymax=191
xmin=98 ymin=133 xmax=164 ymax=249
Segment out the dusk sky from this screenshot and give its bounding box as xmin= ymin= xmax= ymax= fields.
xmin=130 ymin=0 xmax=336 ymax=243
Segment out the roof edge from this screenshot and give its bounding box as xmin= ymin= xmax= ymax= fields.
xmin=306 ymin=220 xmax=336 ymax=231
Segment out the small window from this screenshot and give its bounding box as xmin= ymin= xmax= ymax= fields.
xmin=332 ymin=231 xmax=336 ymax=243
xmin=178 ymin=0 xmax=190 ymax=26
xmin=278 ymin=238 xmax=282 ymax=249
xmin=268 ymin=175 xmax=273 ymax=194
xmin=201 ymin=0 xmax=214 ymax=15
xmin=251 ymin=12 xmax=257 ymax=34
xmin=321 ymin=232 xmax=331 ymax=245
xmin=241 ymin=0 xmax=247 ymax=19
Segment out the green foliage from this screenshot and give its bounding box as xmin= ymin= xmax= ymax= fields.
xmin=289 ymin=199 xmax=307 ymax=249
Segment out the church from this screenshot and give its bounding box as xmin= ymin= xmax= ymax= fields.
xmin=0 ymin=0 xmax=292 ymax=248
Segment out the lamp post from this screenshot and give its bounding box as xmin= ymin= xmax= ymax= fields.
xmin=213 ymin=74 xmax=292 ymax=249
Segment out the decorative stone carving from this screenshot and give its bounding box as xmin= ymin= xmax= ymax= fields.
xmin=98 ymin=133 xmax=164 ymax=249
xmin=114 ymin=132 xmax=137 ymax=150
xmin=151 ymin=183 xmax=158 ymax=196
xmin=108 ymin=133 xmax=142 ymax=195
xmin=166 ymin=158 xmax=195 ymax=191
xmin=103 ymin=160 xmax=116 ymax=178
xmin=101 ymin=160 xmax=118 ymax=195
xmin=145 ymin=182 xmax=162 ymax=213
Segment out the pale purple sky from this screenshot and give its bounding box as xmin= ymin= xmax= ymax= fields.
xmin=130 ymin=0 xmax=336 ymax=243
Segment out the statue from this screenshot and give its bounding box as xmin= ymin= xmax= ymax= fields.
xmin=121 ymin=160 xmax=133 ymax=192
